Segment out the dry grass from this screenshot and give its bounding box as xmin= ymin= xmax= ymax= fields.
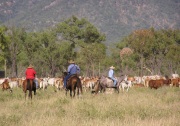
xmin=0 ymin=86 xmax=179 ymax=126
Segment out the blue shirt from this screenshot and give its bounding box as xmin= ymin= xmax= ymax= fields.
xmin=68 ymin=64 xmax=80 ymax=75
xmin=108 ymin=69 xmax=114 ymax=78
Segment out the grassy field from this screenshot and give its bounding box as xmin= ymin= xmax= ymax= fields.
xmin=0 ymin=86 xmax=179 ymax=126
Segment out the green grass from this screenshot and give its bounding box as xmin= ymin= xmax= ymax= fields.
xmin=0 ymin=86 xmax=179 ymax=126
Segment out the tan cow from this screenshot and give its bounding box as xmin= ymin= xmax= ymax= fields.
xmin=171 ymin=78 xmax=180 ymax=87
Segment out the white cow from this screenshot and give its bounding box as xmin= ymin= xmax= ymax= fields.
xmin=119 ymin=80 xmax=132 ymax=92
xmin=47 ymin=77 xmax=55 ymax=86
xmin=172 ymin=74 xmax=179 ymax=78
xmin=9 ymin=80 xmax=19 ymax=89
xmin=39 ymin=78 xmax=48 ymax=91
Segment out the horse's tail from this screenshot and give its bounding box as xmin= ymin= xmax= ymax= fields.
xmin=27 ymin=79 xmax=30 ymax=90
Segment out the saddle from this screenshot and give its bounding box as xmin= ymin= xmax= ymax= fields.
xmin=67 ymin=74 xmax=78 ymax=83
xmin=106 ymin=77 xmax=117 ymax=87
xmin=107 ymin=77 xmax=114 ymax=83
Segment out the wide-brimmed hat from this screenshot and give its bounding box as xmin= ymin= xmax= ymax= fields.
xmin=68 ymin=60 xmax=75 ymax=64
xmin=109 ymin=66 xmax=115 ymax=69
xmin=28 ymin=64 xmax=34 ymax=68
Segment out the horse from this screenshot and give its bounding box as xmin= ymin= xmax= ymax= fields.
xmin=63 ymin=72 xmax=83 ymax=98
xmin=22 ymin=79 xmax=36 ymax=100
xmin=93 ymin=75 xmax=127 ymax=94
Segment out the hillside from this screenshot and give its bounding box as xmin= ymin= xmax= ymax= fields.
xmin=0 ymin=0 xmax=180 ymax=45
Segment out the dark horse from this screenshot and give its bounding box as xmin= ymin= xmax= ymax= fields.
xmin=63 ymin=72 xmax=83 ymax=98
xmin=93 ymin=75 xmax=127 ymax=94
xmin=22 ymin=79 xmax=36 ymax=100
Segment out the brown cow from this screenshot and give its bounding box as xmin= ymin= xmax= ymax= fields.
xmin=163 ymin=79 xmax=171 ymax=86
xmin=1 ymin=79 xmax=12 ymax=93
xmin=148 ymin=79 xmax=164 ymax=89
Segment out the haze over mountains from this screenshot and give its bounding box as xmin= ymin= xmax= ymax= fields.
xmin=0 ymin=0 xmax=179 ymax=45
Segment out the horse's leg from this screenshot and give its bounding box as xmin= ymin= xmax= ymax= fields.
xmin=66 ymin=90 xmax=68 ymax=96
xmin=77 ymin=87 xmax=79 ymax=96
xmin=70 ymin=89 xmax=72 ymax=97
xmin=102 ymin=86 xmax=106 ymax=93
xmin=116 ymin=87 xmax=119 ymax=93
xmin=34 ymin=89 xmax=36 ymax=95
xmin=24 ymin=90 xmax=27 ymax=100
xmin=33 ymin=81 xmax=36 ymax=95
xmin=73 ymin=88 xmax=76 ymax=97
xmin=29 ymin=80 xmax=33 ymax=100
xmin=28 ymin=90 xmax=32 ymax=99
xmin=71 ymin=83 xmax=75 ymax=97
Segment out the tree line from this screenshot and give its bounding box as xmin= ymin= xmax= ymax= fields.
xmin=0 ymin=16 xmax=179 ymax=78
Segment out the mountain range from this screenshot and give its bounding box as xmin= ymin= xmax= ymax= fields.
xmin=0 ymin=0 xmax=179 ymax=45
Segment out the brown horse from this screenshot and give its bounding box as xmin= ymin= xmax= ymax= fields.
xmin=22 ymin=79 xmax=36 ymax=100
xmin=63 ymin=72 xmax=83 ymax=98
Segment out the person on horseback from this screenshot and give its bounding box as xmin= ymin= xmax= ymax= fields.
xmin=25 ymin=64 xmax=38 ymax=88
xmin=63 ymin=60 xmax=80 ymax=90
xmin=108 ymin=66 xmax=117 ymax=87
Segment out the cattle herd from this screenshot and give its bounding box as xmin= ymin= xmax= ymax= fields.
xmin=0 ymin=74 xmax=180 ymax=95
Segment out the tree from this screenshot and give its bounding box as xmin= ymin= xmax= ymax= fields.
xmin=6 ymin=27 xmax=26 ymax=77
xmin=116 ymin=28 xmax=180 ymax=76
xmin=55 ymin=16 xmax=106 ymax=76
xmin=79 ymin=42 xmax=106 ymax=76
xmin=23 ymin=30 xmax=67 ymax=77
xmin=0 ymin=25 xmax=9 ymax=77
xmin=38 ymin=30 xmax=72 ymax=77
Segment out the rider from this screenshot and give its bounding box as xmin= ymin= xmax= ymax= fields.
xmin=63 ymin=60 xmax=80 ymax=90
xmin=25 ymin=64 xmax=38 ymax=88
xmin=108 ymin=66 xmax=117 ymax=87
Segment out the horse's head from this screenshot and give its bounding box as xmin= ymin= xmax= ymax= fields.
xmin=116 ymin=74 xmax=128 ymax=85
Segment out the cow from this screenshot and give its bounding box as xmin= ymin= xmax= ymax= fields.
xmin=119 ymin=80 xmax=132 ymax=92
xmin=39 ymin=78 xmax=48 ymax=91
xmin=172 ymin=74 xmax=179 ymax=79
xmin=8 ymin=78 xmax=19 ymax=89
xmin=148 ymin=79 xmax=164 ymax=89
xmin=171 ymin=78 xmax=180 ymax=87
xmin=1 ymin=79 xmax=12 ymax=93
xmin=82 ymin=77 xmax=99 ymax=92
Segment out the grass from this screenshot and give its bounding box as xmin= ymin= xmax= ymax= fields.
xmin=0 ymin=86 xmax=179 ymax=126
